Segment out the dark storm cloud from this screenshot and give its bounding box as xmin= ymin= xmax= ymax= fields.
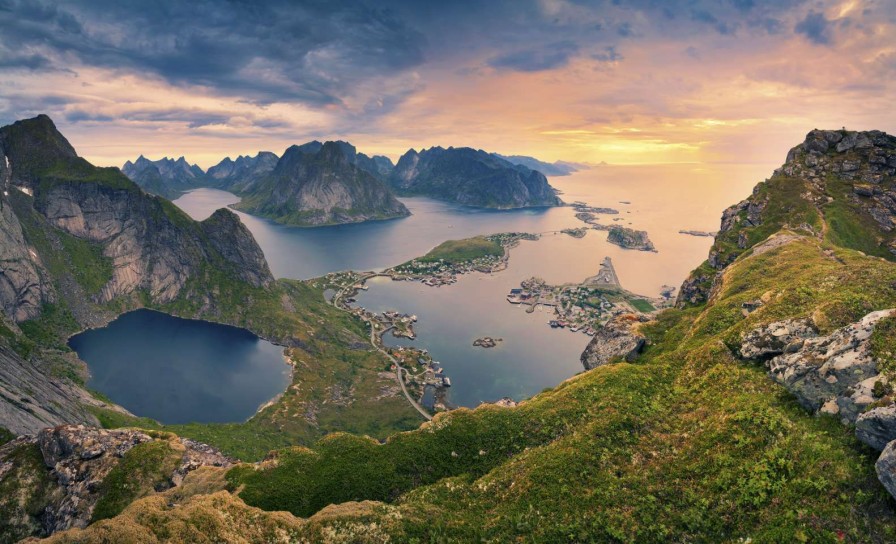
xmin=0 ymin=0 xmax=426 ymax=105
xmin=794 ymin=11 xmax=833 ymax=45
xmin=488 ymin=41 xmax=580 ymax=72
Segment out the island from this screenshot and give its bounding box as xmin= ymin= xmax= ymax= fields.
xmin=387 ymin=232 xmax=539 ymax=286
xmin=607 ymin=226 xmax=657 ymax=252
xmin=473 ymin=336 xmax=502 ymax=348
xmin=679 ymin=229 xmax=717 ymax=237
xmin=506 ymin=257 xmax=664 ymax=335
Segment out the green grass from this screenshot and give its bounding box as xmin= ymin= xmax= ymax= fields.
xmin=217 ymin=237 xmax=896 ymax=541
xmin=629 ymin=298 xmax=656 ymax=312
xmin=18 ymin=303 xmax=78 ymax=352
xmin=416 ymin=236 xmax=504 ymax=264
xmin=0 ymin=427 xmax=14 ymax=444
xmin=871 ymin=316 xmax=896 ymax=377
xmin=91 ymin=440 xmax=183 ymax=522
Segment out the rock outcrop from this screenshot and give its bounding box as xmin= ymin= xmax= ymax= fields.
xmin=739 ymin=318 xmax=817 ymax=360
xmin=234 ymin=141 xmax=410 ymax=226
xmin=389 ymin=146 xmax=561 ymax=209
xmin=580 ymin=314 xmax=647 ymax=370
xmin=0 ymin=424 xmax=232 ymax=538
xmin=857 ymin=405 xmax=896 ymax=451
xmin=876 ymin=441 xmax=896 ymax=503
xmin=763 ymin=310 xmax=892 ymax=422
xmin=677 ymin=128 xmax=896 ymax=307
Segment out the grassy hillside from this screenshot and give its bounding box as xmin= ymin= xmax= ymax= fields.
xmin=46 ymin=234 xmax=896 ymax=542
xmin=416 ymin=236 xmax=505 ymax=264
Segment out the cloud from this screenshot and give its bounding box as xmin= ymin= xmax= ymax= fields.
xmin=488 ymin=41 xmax=580 ymax=72
xmin=0 ymin=0 xmax=426 ymax=106
xmin=592 ymin=46 xmax=623 ymax=63
xmin=795 ymin=11 xmax=833 ymax=45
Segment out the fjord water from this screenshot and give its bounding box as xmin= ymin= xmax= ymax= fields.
xmin=69 ymin=310 xmax=289 ymax=424
xmin=172 ymin=163 xmax=765 ymax=407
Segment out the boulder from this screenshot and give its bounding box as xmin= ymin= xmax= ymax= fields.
xmin=875 ymin=440 xmax=896 ymax=500
xmin=581 ymin=314 xmax=648 ymax=370
xmin=857 ymin=404 xmax=896 ymax=451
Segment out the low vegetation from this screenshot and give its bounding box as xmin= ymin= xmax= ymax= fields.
xmin=416 ymin=236 xmax=504 ymax=264
xmin=91 ymin=440 xmax=183 ymax=522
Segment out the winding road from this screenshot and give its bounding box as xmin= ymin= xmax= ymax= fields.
xmin=330 ymin=274 xmax=432 ymax=421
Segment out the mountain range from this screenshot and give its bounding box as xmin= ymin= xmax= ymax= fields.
xmin=5 ymin=117 xmax=896 ymax=540
xmin=121 ymin=146 xmax=564 ymax=225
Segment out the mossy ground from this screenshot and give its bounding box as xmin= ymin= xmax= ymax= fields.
xmin=214 ymin=237 xmax=896 ymax=542
xmin=0 ymin=442 xmax=56 ymax=542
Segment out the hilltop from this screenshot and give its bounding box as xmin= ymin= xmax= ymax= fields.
xmin=233 ymin=141 xmax=410 ymax=226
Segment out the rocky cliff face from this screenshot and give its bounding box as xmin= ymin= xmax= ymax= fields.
xmin=0 ymin=115 xmax=273 ymax=312
xmin=677 ymin=129 xmax=896 ymax=307
xmin=234 ymin=141 xmax=409 ymax=226
xmin=0 ymin=425 xmax=232 ymax=539
xmin=0 ymin=115 xmax=276 ymax=436
xmin=389 ymin=146 xmax=561 ymax=209
xmin=121 ymin=155 xmax=205 ymax=199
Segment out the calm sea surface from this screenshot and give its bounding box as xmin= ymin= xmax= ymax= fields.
xmin=166 ymin=163 xmax=765 ymax=407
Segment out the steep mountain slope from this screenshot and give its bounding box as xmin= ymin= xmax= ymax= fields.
xmin=233 ymin=141 xmax=409 ymax=226
xmin=678 ymin=129 xmax=896 ymax=306
xmin=121 ymin=156 xmax=205 ymax=199
xmin=205 ymin=151 xmax=279 ymax=194
xmin=26 ymin=129 xmax=896 ymax=542
xmin=0 ymin=115 xmax=276 ymax=436
xmin=390 ymin=146 xmax=562 ymax=208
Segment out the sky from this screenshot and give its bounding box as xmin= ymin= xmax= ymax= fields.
xmin=0 ymin=0 xmax=893 ymax=169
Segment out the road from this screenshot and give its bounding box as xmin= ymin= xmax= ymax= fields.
xmin=329 ymin=273 xmax=433 ymax=421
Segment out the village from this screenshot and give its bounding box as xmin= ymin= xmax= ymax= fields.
xmin=506 ymin=257 xmax=668 ymax=335
xmin=386 ymin=232 xmax=539 ymax=287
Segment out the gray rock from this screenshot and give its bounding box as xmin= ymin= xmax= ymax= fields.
xmin=581 ymin=314 xmax=648 ymax=370
xmin=740 ymin=317 xmax=817 ymax=359
xmin=857 ymin=404 xmax=896 ymax=451
xmin=767 ymin=309 xmax=894 ymax=418
xmin=875 ymin=440 xmax=896 ymax=500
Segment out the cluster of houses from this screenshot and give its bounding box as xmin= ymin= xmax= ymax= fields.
xmin=389 ymin=346 xmax=452 ymax=388
xmin=508 ymin=280 xmax=625 ymax=336
xmin=389 ymin=253 xmax=505 ymax=287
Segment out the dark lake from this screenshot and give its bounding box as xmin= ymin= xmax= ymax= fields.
xmin=69 ymin=309 xmax=290 ymax=424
